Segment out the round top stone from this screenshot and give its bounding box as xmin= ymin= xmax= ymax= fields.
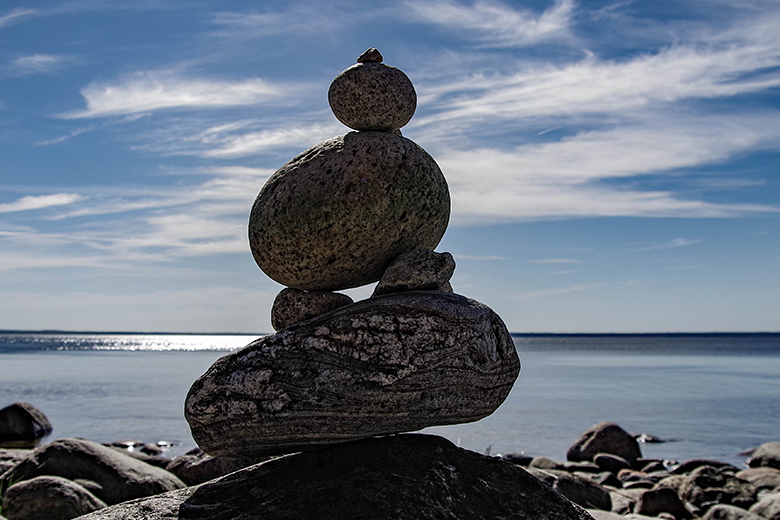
xmin=328 ymin=49 xmax=416 ymax=132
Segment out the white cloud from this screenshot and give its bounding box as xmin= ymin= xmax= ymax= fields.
xmin=633 ymin=238 xmax=704 ymax=252
xmin=0 ymin=8 xmax=36 ymax=29
xmin=0 ymin=194 xmax=85 ymax=213
xmin=10 ymin=54 xmax=66 ymax=75
xmin=407 ymin=0 xmax=575 ymax=47
xmin=64 ymin=71 xmax=289 ymax=118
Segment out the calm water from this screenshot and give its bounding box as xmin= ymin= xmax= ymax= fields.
xmin=1 ymin=332 xmax=778 ymax=465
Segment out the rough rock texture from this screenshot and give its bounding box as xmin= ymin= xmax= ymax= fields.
xmin=635 ymin=487 xmax=693 ymax=519
xmin=372 ymin=249 xmax=455 ymax=296
xmin=0 ymin=403 xmax=52 ymax=443
xmin=249 ymin=131 xmax=450 ymax=291
xmin=76 ymin=434 xmax=594 ymax=520
xmin=749 ymin=492 xmax=780 ymax=520
xmin=674 ymin=459 xmax=739 ymax=474
xmin=748 ymin=442 xmax=780 ymax=470
xmin=328 ymin=59 xmax=416 ymax=131
xmin=186 ymin=291 xmax=519 ymax=459
xmin=568 ymin=422 xmax=643 ymax=463
xmin=1 ymin=475 xmax=106 ymax=520
xmin=703 ymin=504 xmax=766 ymax=520
xmin=165 ymin=448 xmax=257 ymax=486
xmin=270 ymin=288 xmax=353 ymax=331
xmin=0 ymin=438 xmax=185 ymax=506
xmin=679 ymin=465 xmax=757 ymax=512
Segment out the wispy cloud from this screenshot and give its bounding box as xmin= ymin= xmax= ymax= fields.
xmin=0 ymin=194 xmax=85 ymax=213
xmin=9 ymin=54 xmax=68 ymax=75
xmin=64 ymin=71 xmax=290 ymax=118
xmin=528 ymin=258 xmax=583 ymax=264
xmin=0 ymin=8 xmax=37 ymax=29
xmin=633 ymin=238 xmax=704 ymax=252
xmin=407 ymin=0 xmax=575 ymax=47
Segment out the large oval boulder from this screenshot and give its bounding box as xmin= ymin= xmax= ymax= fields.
xmin=568 ymin=422 xmax=643 ymax=463
xmin=748 ymin=442 xmax=780 ymax=470
xmin=0 ymin=403 xmax=52 ymax=444
xmin=248 ymin=131 xmax=450 ymax=291
xmin=185 ymin=291 xmax=520 ymax=459
xmin=76 ymin=434 xmax=594 ymax=520
xmin=1 ymin=475 xmax=106 ymax=520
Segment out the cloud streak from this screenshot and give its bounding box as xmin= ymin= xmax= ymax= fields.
xmin=0 ymin=194 xmax=85 ymax=213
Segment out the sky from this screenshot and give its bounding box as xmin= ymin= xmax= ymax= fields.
xmin=1 ymin=0 xmax=778 ymax=333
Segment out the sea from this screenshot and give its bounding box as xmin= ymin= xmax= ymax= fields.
xmin=1 ymin=332 xmax=778 ymax=467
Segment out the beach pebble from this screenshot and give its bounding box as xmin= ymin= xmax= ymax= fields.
xmin=1 ymin=475 xmax=106 ymax=520
xmin=328 ymin=50 xmax=416 ymax=131
xmin=679 ymin=465 xmax=758 ymax=512
xmin=737 ymin=467 xmax=780 ymax=492
xmin=271 ymin=288 xmax=353 ymax=331
xmin=595 ymin=453 xmax=632 ymax=474
xmin=0 ymin=402 xmax=52 ymax=444
xmin=703 ymin=504 xmax=766 ymax=520
xmin=185 ymin=291 xmax=518 ymax=459
xmin=749 ymin=491 xmax=780 ymax=520
xmin=748 ymin=442 xmax=780 ymax=470
xmin=372 ymin=249 xmax=455 ymax=296
xmin=0 ymin=438 xmax=185 ymax=506
xmin=567 ymin=422 xmax=643 ymax=463
xmin=673 ymin=458 xmax=739 ymax=474
xmin=552 ymin=473 xmax=612 ymax=510
xmin=249 ymin=131 xmax=450 ymax=291
xmin=635 ymin=487 xmax=693 ymax=519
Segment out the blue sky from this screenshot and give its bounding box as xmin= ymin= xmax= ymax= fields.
xmin=1 ymin=0 xmax=778 ymax=333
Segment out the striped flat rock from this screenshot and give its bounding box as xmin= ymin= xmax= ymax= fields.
xmin=185 ymin=291 xmax=520 ymax=459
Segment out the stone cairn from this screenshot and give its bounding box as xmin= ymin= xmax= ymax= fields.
xmin=185 ymin=49 xmax=521 ymax=460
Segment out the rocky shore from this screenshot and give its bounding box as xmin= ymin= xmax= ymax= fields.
xmin=2 ymin=403 xmax=779 ymax=520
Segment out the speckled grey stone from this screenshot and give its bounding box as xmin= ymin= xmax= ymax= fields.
xmin=328 ymin=59 xmax=416 ymax=131
xmin=270 ymin=288 xmax=353 ymax=331
xmin=249 ymin=131 xmax=450 ymax=291
xmin=373 ymin=249 xmax=455 ymax=296
xmin=185 ymin=291 xmax=519 ymax=459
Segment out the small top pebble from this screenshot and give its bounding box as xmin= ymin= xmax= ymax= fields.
xmin=357 ymin=48 xmax=383 ymax=63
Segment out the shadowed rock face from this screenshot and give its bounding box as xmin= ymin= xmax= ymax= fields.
xmin=248 ymin=131 xmax=450 ymax=291
xmin=75 ymin=434 xmax=595 ymax=520
xmin=185 ymin=291 xmax=520 ymax=459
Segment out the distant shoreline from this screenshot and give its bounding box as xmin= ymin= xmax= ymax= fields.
xmin=1 ymin=329 xmax=779 ymax=337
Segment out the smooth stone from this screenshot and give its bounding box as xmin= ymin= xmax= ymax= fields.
xmin=0 ymin=403 xmax=52 ymax=444
xmin=1 ymin=475 xmax=106 ymax=520
xmin=0 ymin=448 xmax=29 ymax=475
xmin=679 ymin=465 xmax=758 ymax=512
xmin=249 ymin=131 xmax=450 ymax=291
xmin=748 ymin=442 xmax=780 ymax=470
xmin=749 ymin=491 xmax=780 ymax=520
xmin=500 ymin=452 xmax=533 ymax=466
xmin=76 ymin=434 xmax=594 ymax=520
xmin=673 ymin=458 xmax=739 ymax=474
xmin=270 ymin=288 xmax=353 ymax=331
xmin=553 ymin=473 xmax=612 ymax=510
xmin=636 ymin=487 xmax=693 ymax=519
xmin=568 ymin=422 xmax=643 ymax=463
xmin=0 ymin=438 xmax=185 ymax=506
xmin=328 ymin=57 xmax=416 ymax=131
xmin=704 ymin=504 xmax=766 ymax=520
xmin=166 ymin=448 xmax=258 ymax=486
xmin=595 ymin=453 xmax=632 ymax=474
xmin=737 ymin=467 xmax=780 ymax=492
xmin=529 ymin=456 xmax=564 ymax=470
xmin=372 ymin=249 xmax=455 ymax=296
xmin=185 ymin=291 xmax=519 ymax=459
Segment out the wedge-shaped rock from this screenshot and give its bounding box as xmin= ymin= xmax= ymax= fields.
xmin=185 ymin=291 xmax=520 ymax=458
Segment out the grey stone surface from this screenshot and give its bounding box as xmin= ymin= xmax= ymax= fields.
xmin=595 ymin=453 xmax=632 ymax=474
xmin=328 ymin=55 xmax=416 ymax=131
xmin=704 ymin=504 xmax=766 ymax=520
xmin=0 ymin=438 xmax=185 ymax=506
xmin=249 ymin=131 xmax=450 ymax=291
xmin=76 ymin=434 xmax=594 ymax=520
xmin=2 ymin=475 xmax=106 ymax=520
xmin=372 ymin=249 xmax=455 ymax=296
xmin=270 ymin=288 xmax=353 ymax=331
xmin=165 ymin=448 xmax=257 ymax=487
xmin=750 ymin=491 xmax=780 ymax=520
xmin=553 ymin=473 xmax=612 ymax=510
xmin=0 ymin=448 xmax=29 ymax=475
xmin=185 ymin=291 xmax=519 ymax=459
xmin=679 ymin=465 xmax=758 ymax=512
xmin=0 ymin=402 xmax=52 ymax=443
xmin=636 ymin=487 xmax=693 ymax=519
xmin=748 ymin=442 xmax=780 ymax=470
xmin=737 ymin=467 xmax=780 ymax=492
xmin=568 ymin=422 xmax=643 ymax=462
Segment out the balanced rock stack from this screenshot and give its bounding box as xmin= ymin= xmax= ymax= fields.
xmin=184 ymin=49 xmax=521 ymax=459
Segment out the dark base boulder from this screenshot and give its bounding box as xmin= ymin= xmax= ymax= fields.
xmin=76 ymin=434 xmax=593 ymax=520
xmin=0 ymin=403 xmax=52 ymax=444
